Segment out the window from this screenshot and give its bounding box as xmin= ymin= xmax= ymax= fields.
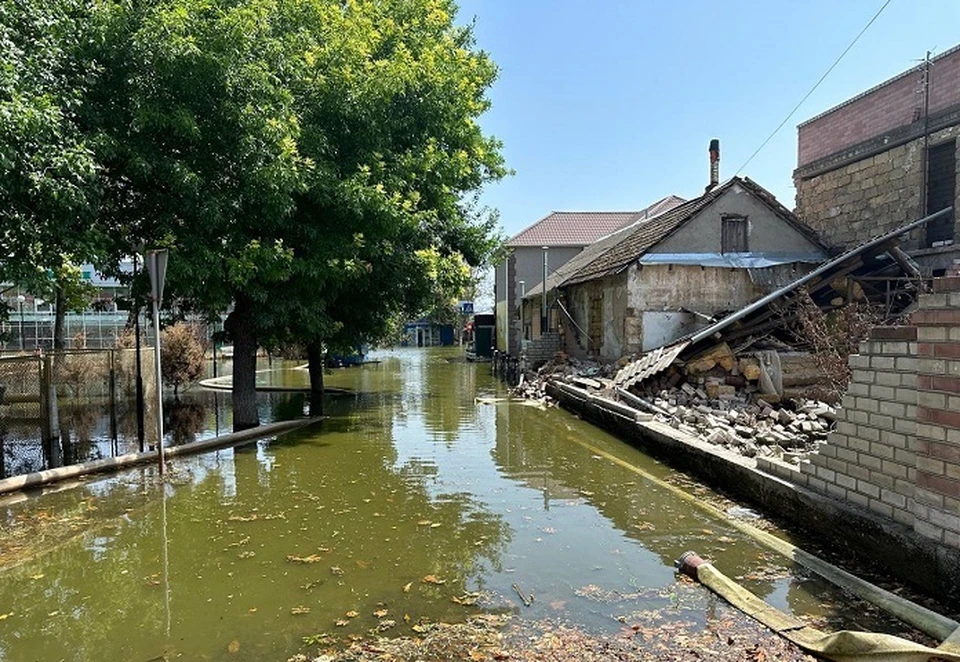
xmin=926 ymin=140 xmax=956 ymax=247
xmin=721 ymin=215 xmax=748 ymax=253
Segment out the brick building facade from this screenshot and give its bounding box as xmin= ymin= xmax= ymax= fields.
xmin=794 ymin=44 xmax=960 ymax=273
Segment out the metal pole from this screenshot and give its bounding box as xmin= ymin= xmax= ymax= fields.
xmin=134 ymin=254 xmax=145 ymax=452
xmin=541 ymin=246 xmax=549 ymax=333
xmin=503 ymin=257 xmax=509 ymax=355
xmin=17 ymin=296 xmax=24 ymax=351
xmin=919 ymin=50 xmax=932 ymax=239
xmin=152 ymin=293 xmax=165 ymax=474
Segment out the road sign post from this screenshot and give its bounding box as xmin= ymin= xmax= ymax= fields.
xmin=145 ymin=249 xmax=169 ymax=474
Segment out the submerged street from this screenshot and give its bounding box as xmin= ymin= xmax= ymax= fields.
xmin=0 ymin=349 xmax=925 ymax=661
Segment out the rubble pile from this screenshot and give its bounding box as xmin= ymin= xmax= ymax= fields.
xmin=512 ymin=353 xmax=614 ymax=402
xmin=625 ymin=342 xmax=838 ymax=462
xmin=642 ymin=384 xmax=836 ymax=462
xmin=513 ymin=342 xmax=839 ymax=465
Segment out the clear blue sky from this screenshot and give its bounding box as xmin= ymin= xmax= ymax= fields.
xmin=457 ymin=0 xmax=960 ymax=239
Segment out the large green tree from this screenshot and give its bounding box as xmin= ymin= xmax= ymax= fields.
xmin=262 ymin=0 xmax=506 ymax=400
xmin=7 ymin=0 xmax=504 ymax=427
xmin=0 ymin=0 xmax=105 ymax=346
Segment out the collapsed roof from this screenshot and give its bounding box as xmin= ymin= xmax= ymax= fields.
xmin=613 ymin=207 xmax=953 ymax=390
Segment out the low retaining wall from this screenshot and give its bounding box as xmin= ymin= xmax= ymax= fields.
xmin=0 ymin=417 xmax=321 ymax=496
xmin=547 ymin=381 xmax=960 ymax=606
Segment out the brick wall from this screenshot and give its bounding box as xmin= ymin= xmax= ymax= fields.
xmin=913 ymin=278 xmax=960 ymax=546
xmin=764 ymin=278 xmax=960 ymax=549
xmin=793 ymin=125 xmax=960 ymax=251
xmin=798 ymin=45 xmax=960 ymax=168
xmin=523 ymin=331 xmax=562 ymax=367
xmin=797 ymin=326 xmax=918 ymax=526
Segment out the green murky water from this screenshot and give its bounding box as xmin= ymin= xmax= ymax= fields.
xmin=0 ymin=348 xmax=903 ymax=661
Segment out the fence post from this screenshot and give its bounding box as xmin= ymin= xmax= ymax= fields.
xmin=38 ymin=354 xmax=59 ymax=444
xmin=108 ymin=349 xmax=118 ymax=447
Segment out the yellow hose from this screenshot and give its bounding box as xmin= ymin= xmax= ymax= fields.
xmin=695 ymin=561 xmax=960 ymax=662
xmin=566 ymin=433 xmax=959 ymax=642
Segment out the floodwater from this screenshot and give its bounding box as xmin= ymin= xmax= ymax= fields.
xmin=0 ymin=359 xmax=312 ymax=479
xmin=0 ymin=348 xmax=914 ymax=661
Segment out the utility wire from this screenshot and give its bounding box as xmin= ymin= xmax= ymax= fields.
xmin=735 ymin=0 xmax=893 ymax=175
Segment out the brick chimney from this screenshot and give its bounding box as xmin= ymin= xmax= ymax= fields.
xmin=705 ymin=139 xmax=720 ymax=192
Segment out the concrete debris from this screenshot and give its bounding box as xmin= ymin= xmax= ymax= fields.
xmin=513 ymin=346 xmax=836 ymax=465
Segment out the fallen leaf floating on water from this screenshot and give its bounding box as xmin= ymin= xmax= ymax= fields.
xmin=451 ymin=592 xmax=480 ymax=606
xmin=331 ymin=566 xmax=344 ymax=576
xmin=345 ymin=610 xmax=358 ymax=618
xmin=416 ymin=520 xmax=432 ymax=526
xmin=227 ymin=639 xmax=240 ymax=654
xmin=286 ymin=554 xmax=322 ymax=564
xmin=355 ymin=560 xmax=369 ymax=569
xmin=430 ymin=522 xmax=442 ymax=528
xmin=0 ymin=613 xmax=12 ymax=621
xmin=290 ymin=606 xmax=311 ymax=615
xmin=335 ymin=619 xmax=350 ymax=627
xmin=402 ymin=582 xmax=412 ymax=593
xmin=248 ymin=608 xmax=257 ymax=614
xmin=373 ymin=608 xmax=388 ymax=618
xmin=30 ymin=574 xmax=44 ymax=580
xmin=421 ymin=575 xmax=445 ymax=585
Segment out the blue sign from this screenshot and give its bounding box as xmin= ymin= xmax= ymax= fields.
xmin=459 ymin=301 xmax=474 ymax=315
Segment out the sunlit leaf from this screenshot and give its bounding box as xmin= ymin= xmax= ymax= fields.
xmin=227 ymin=639 xmax=240 ymax=654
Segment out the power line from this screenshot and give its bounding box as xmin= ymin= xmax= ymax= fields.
xmin=735 ymin=0 xmax=893 ymax=176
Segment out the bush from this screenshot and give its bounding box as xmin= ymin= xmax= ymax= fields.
xmin=160 ymin=323 xmax=206 ymax=396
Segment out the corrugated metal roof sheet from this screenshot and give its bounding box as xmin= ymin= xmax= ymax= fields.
xmin=613 ymin=341 xmax=689 ymax=389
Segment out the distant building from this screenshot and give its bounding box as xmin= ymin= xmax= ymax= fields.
xmin=794 ymin=44 xmax=960 ymax=273
xmin=524 ymin=177 xmax=828 ymax=361
xmin=402 ymin=319 xmax=454 ymax=347
xmin=494 ymin=196 xmax=685 ymax=354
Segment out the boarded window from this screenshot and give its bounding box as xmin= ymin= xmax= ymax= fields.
xmin=721 ymin=215 xmax=748 ymax=253
xmin=926 ymin=140 xmax=956 ymax=247
xmin=589 ymin=296 xmax=602 ymax=352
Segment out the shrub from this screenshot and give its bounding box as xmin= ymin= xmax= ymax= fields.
xmin=160 ymin=323 xmax=206 ymax=396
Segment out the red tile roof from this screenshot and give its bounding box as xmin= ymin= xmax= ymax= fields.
xmin=506 ymin=195 xmax=685 ymax=247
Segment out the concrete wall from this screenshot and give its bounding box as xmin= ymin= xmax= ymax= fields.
xmin=798 ymin=45 xmax=960 ymax=169
xmin=562 ymin=273 xmax=629 ymax=360
xmin=627 ymin=263 xmax=771 ymax=317
xmin=649 ymin=184 xmax=823 ymax=255
xmin=794 ymin=125 xmax=960 ymax=258
xmin=495 ymin=245 xmax=581 ymax=306
xmin=496 ymin=245 xmax=582 ymax=349
xmin=785 ymin=277 xmax=960 ymax=550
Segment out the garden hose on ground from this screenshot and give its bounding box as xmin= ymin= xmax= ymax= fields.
xmin=564 ymin=433 xmax=959 ymax=642
xmin=677 ymin=552 xmax=960 ymax=662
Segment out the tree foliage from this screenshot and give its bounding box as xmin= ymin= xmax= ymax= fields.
xmin=1 ymin=0 xmax=506 ymax=427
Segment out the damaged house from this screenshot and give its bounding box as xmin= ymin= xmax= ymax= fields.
xmin=523 ymin=176 xmax=829 ymax=362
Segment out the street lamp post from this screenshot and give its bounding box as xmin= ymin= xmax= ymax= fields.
xmin=541 ymin=246 xmax=549 ymax=333
xmin=16 ymin=295 xmax=25 ymax=351
xmin=133 ymin=254 xmax=146 ymax=451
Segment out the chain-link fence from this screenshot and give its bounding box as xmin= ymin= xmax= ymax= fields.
xmin=0 ymin=348 xmax=161 ymax=479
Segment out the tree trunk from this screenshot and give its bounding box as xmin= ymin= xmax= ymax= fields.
xmin=307 ymin=341 xmax=324 ymax=416
xmin=53 ymin=282 xmax=66 ymax=350
xmin=225 ymin=294 xmax=259 ymax=430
